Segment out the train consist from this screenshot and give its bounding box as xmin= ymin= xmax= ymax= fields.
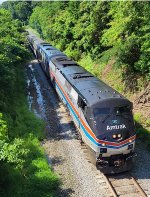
xmin=27 ymin=31 xmax=136 ymax=174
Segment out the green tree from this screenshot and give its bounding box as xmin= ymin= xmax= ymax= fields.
xmin=1 ymin=1 xmax=39 ymax=24
xmin=101 ymin=2 xmax=150 ymax=77
xmin=29 ymin=1 xmax=110 ymax=60
xmin=29 ymin=1 xmax=149 ymax=77
xmin=0 ymin=113 xmax=28 ymax=168
xmin=0 ymin=9 xmax=28 ymax=113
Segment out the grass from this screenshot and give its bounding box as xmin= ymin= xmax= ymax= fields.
xmin=134 ymin=112 xmax=150 ymax=148
xmin=2 ymin=134 xmax=59 ymax=197
xmin=101 ymin=66 xmax=126 ymax=94
xmin=78 ymin=54 xmax=106 ymax=77
xmin=0 ymin=64 xmax=60 ymax=197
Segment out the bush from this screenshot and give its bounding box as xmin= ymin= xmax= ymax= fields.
xmin=0 ymin=9 xmax=59 ymax=196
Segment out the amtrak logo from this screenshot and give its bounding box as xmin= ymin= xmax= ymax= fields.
xmin=112 ymin=120 xmax=118 ymax=124
xmin=107 ymin=124 xmax=126 ymax=130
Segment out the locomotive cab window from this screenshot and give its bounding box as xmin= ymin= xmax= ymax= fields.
xmin=78 ymin=96 xmax=87 ymax=112
xmin=114 ymin=105 xmax=132 ymax=115
xmin=93 ymin=108 xmax=110 ymax=117
xmin=93 ymin=107 xmax=111 ymax=122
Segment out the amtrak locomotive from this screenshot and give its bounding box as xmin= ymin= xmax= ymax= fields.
xmin=27 ymin=31 xmax=136 ymax=174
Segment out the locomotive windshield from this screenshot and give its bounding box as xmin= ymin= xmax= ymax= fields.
xmin=93 ymin=106 xmax=132 ymax=122
xmin=87 ymin=101 xmax=135 ymax=139
xmin=93 ymin=108 xmax=111 ymax=122
xmin=93 ymin=108 xmax=110 ymax=116
xmin=114 ymin=105 xmax=132 ymax=115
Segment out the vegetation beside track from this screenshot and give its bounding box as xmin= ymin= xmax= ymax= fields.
xmin=0 ymin=9 xmax=59 ymax=197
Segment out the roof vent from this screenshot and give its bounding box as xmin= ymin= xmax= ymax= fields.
xmin=46 ymin=48 xmax=55 ymax=50
xmin=63 ymin=64 xmax=79 ymax=68
xmin=73 ymin=75 xmax=94 ymax=79
xmin=42 ymin=44 xmax=52 ymax=46
xmin=56 ymin=57 xmax=71 ymax=61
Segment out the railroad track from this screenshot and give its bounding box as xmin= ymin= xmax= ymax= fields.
xmin=103 ymin=172 xmax=147 ymax=197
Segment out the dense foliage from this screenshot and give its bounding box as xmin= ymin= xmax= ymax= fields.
xmin=0 ymin=9 xmax=59 ymax=196
xmin=28 ymin=1 xmax=149 ymax=79
xmin=1 ymin=1 xmax=39 ymax=23
xmin=0 ymin=9 xmax=27 ymax=113
xmin=2 ymin=1 xmax=149 ymax=78
xmin=102 ymin=2 xmax=150 ymax=75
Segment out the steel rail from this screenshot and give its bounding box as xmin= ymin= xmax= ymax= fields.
xmin=103 ymin=175 xmax=118 ymax=197
xmin=131 ymin=175 xmax=147 ymax=197
xmin=104 ymin=173 xmax=147 ymax=197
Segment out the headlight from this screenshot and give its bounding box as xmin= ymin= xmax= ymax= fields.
xmin=118 ymin=134 xmax=122 ymax=138
xmin=128 ymin=144 xmax=133 ymax=150
xmin=113 ymin=134 xmax=117 ymax=139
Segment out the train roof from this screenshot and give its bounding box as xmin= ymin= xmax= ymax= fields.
xmin=27 ymin=35 xmax=36 ymax=42
xmin=51 ymin=56 xmax=126 ymax=106
xmin=41 ymin=48 xmax=66 ymax=59
xmin=70 ymin=74 xmax=126 ymax=105
xmin=51 ymin=55 xmax=127 ymax=106
xmin=27 ymin=31 xmax=66 ymax=60
xmin=27 ymin=31 xmax=129 ymax=106
xmin=74 ymin=79 xmax=125 ymax=105
xmin=33 ymin=38 xmax=45 ymax=49
xmin=52 ymin=56 xmax=82 ymax=71
xmin=27 ymin=32 xmax=44 ymax=50
xmin=39 ymin=43 xmax=55 ymax=50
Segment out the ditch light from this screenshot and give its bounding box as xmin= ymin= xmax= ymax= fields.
xmin=100 ymin=148 xmax=107 ymax=153
xmin=128 ymin=144 xmax=133 ymax=150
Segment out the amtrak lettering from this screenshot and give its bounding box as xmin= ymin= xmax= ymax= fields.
xmin=107 ymin=124 xmax=126 ymax=130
